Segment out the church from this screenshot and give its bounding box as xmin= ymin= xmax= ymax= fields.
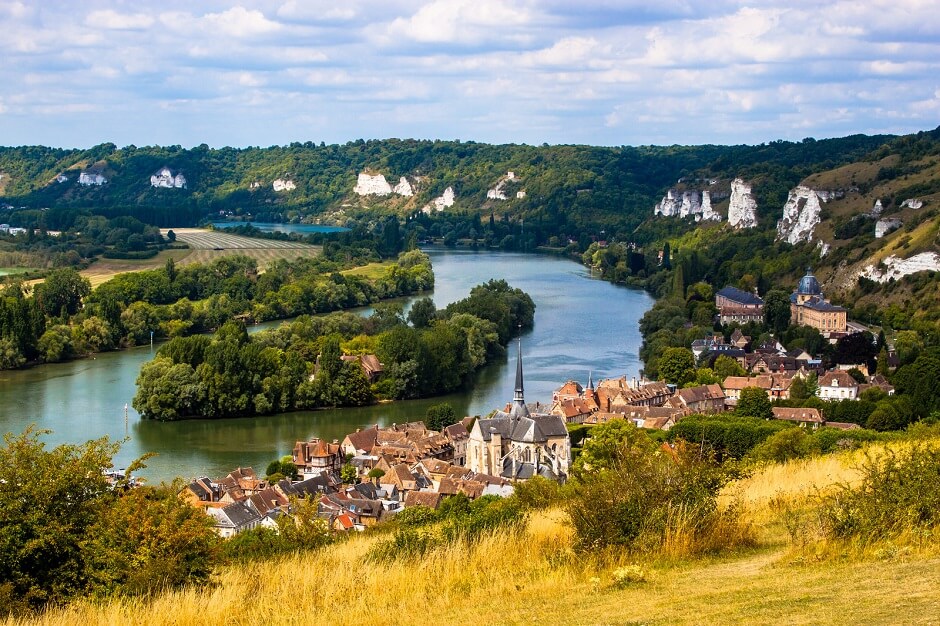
xmin=466 ymin=339 xmax=571 ymax=482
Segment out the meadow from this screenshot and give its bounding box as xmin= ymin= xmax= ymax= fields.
xmin=11 ymin=440 xmax=940 ymax=626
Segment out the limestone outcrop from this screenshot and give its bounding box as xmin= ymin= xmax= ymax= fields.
xmin=727 ymin=178 xmax=757 ymax=229
xmin=354 ymin=173 xmax=392 ymax=196
xmin=487 ymin=171 xmax=517 ymax=201
xmin=900 ymin=198 xmax=924 ymax=209
xmin=422 ymin=186 xmax=455 ymax=214
xmin=875 ymin=218 xmax=902 ymax=238
xmin=273 ymin=179 xmax=296 ymax=192
xmin=393 ymin=176 xmax=413 ymax=197
xmin=699 ymin=190 xmax=720 ymax=221
xmin=860 ymin=252 xmax=940 ymax=283
xmin=776 ymin=185 xmax=825 ymax=244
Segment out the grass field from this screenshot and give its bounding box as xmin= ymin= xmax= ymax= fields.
xmin=12 ymin=443 xmax=940 ymax=626
xmin=74 ymin=229 xmax=322 ymax=287
xmin=0 ymin=267 xmax=31 ymax=277
xmin=340 ymin=260 xmax=394 ymax=279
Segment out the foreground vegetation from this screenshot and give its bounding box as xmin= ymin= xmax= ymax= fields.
xmin=7 ymin=425 xmax=940 ymax=625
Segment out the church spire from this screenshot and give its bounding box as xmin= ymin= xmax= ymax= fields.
xmin=509 ymin=335 xmax=529 ymax=420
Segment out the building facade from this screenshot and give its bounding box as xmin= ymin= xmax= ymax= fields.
xmin=790 ymin=269 xmax=847 ymax=334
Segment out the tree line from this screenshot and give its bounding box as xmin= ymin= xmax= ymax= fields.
xmin=0 ymin=246 xmax=433 ymax=370
xmin=133 ymin=278 xmax=535 ymax=420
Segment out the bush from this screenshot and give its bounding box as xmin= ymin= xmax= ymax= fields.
xmin=670 ymin=414 xmax=790 ymax=460
xmin=748 ymin=427 xmax=818 ymax=463
xmin=821 ymin=445 xmax=940 ymax=541
xmin=566 ymin=428 xmax=751 ymax=556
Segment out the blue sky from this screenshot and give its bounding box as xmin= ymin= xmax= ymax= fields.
xmin=1 ymin=0 xmax=938 ymax=148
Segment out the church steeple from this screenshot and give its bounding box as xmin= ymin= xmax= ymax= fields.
xmin=509 ymin=336 xmax=529 ymax=420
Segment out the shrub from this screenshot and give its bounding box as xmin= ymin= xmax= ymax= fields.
xmin=611 ymin=565 xmax=647 ymax=588
xmin=670 ymin=414 xmax=790 ymax=460
xmin=821 ymin=444 xmax=940 ymax=541
xmin=567 ymin=431 xmax=751 ymax=556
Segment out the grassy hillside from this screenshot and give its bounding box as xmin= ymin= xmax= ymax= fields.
xmin=12 ymin=441 xmax=940 ymax=626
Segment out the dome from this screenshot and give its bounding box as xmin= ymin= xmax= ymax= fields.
xmin=797 ymin=271 xmax=822 ymax=295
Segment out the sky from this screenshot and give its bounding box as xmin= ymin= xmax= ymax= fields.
xmin=0 ymin=0 xmax=938 ymax=149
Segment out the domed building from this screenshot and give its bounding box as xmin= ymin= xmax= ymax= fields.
xmin=790 ymin=268 xmax=847 ymax=334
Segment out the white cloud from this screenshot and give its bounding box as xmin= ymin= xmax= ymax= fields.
xmin=387 ymin=0 xmax=534 ymax=45
xmin=277 ymin=0 xmax=358 ymax=22
xmin=86 ymin=10 xmax=155 ymax=30
xmin=0 ymin=0 xmax=937 ymax=147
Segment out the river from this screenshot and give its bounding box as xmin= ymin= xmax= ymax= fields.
xmin=0 ymin=247 xmax=653 ymax=483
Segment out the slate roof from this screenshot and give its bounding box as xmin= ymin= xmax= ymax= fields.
xmin=476 ymin=413 xmax=568 ymax=443
xmin=218 ymin=501 xmax=261 ymax=529
xmin=716 ymin=286 xmax=764 ymax=306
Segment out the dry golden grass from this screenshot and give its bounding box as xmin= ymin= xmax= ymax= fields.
xmin=79 ymin=248 xmax=192 ymax=288
xmin=12 ymin=445 xmax=940 ymax=626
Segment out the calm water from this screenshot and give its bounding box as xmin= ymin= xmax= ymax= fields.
xmin=211 ymin=222 xmax=349 ymax=234
xmin=0 ymin=247 xmax=652 ymax=483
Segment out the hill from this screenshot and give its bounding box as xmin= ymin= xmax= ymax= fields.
xmin=10 ymin=441 xmax=940 ymax=626
xmin=4 ymin=129 xmax=939 ymax=331
xmin=0 ymin=135 xmax=892 ymax=234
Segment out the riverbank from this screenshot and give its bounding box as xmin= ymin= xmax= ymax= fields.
xmin=0 ymin=248 xmax=653 ymax=483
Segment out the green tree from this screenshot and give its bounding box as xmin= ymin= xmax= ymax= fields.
xmin=0 ymin=428 xmax=117 ymax=613
xmin=658 ymin=347 xmax=695 ymax=385
xmin=340 ymin=463 xmax=358 ymax=484
xmin=763 ymin=289 xmax=791 ymax=333
xmin=736 ymin=387 xmax=773 ymax=419
xmin=81 ymin=486 xmax=219 ymax=597
xmin=407 ymin=296 xmax=436 ymax=329
xmin=34 ymin=268 xmax=91 ymax=318
xmin=788 ymin=373 xmax=819 ymax=401
xmin=425 ymin=402 xmax=458 ymax=431
xmin=713 ymin=355 xmax=746 ymax=380
xmin=573 ymin=419 xmax=651 ymax=474
xmin=37 ymin=325 xmax=74 ymax=363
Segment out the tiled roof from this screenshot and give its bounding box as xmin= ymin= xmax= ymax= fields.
xmin=772 ymin=407 xmax=824 ymax=423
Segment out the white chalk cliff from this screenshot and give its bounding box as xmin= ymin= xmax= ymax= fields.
xmin=354 ymin=173 xmax=392 ymax=196
xmin=393 ymin=177 xmax=413 ymax=197
xmin=776 ymin=185 xmax=825 ymax=244
xmin=151 ymin=166 xmax=187 ymax=189
xmin=860 ymin=252 xmax=940 ymax=283
xmin=487 ymin=171 xmax=518 ymax=201
xmin=422 ymin=186 xmax=455 ymax=214
xmin=699 ymin=190 xmax=720 ymax=221
xmin=727 ymin=178 xmax=757 ymax=229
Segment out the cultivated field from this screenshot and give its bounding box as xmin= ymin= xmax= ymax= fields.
xmin=74 ymin=229 xmax=322 ymax=287
xmin=167 ymin=228 xmax=321 ymax=268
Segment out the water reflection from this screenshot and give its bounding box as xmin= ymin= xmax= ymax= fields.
xmin=0 ymin=247 xmax=652 ymax=482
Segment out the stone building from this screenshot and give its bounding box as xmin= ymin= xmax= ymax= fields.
xmin=789 ymin=269 xmax=847 ymax=334
xmin=466 ymin=339 xmax=570 ymax=482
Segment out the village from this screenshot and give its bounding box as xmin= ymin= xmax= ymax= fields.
xmin=174 ymin=270 xmax=898 ymax=538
